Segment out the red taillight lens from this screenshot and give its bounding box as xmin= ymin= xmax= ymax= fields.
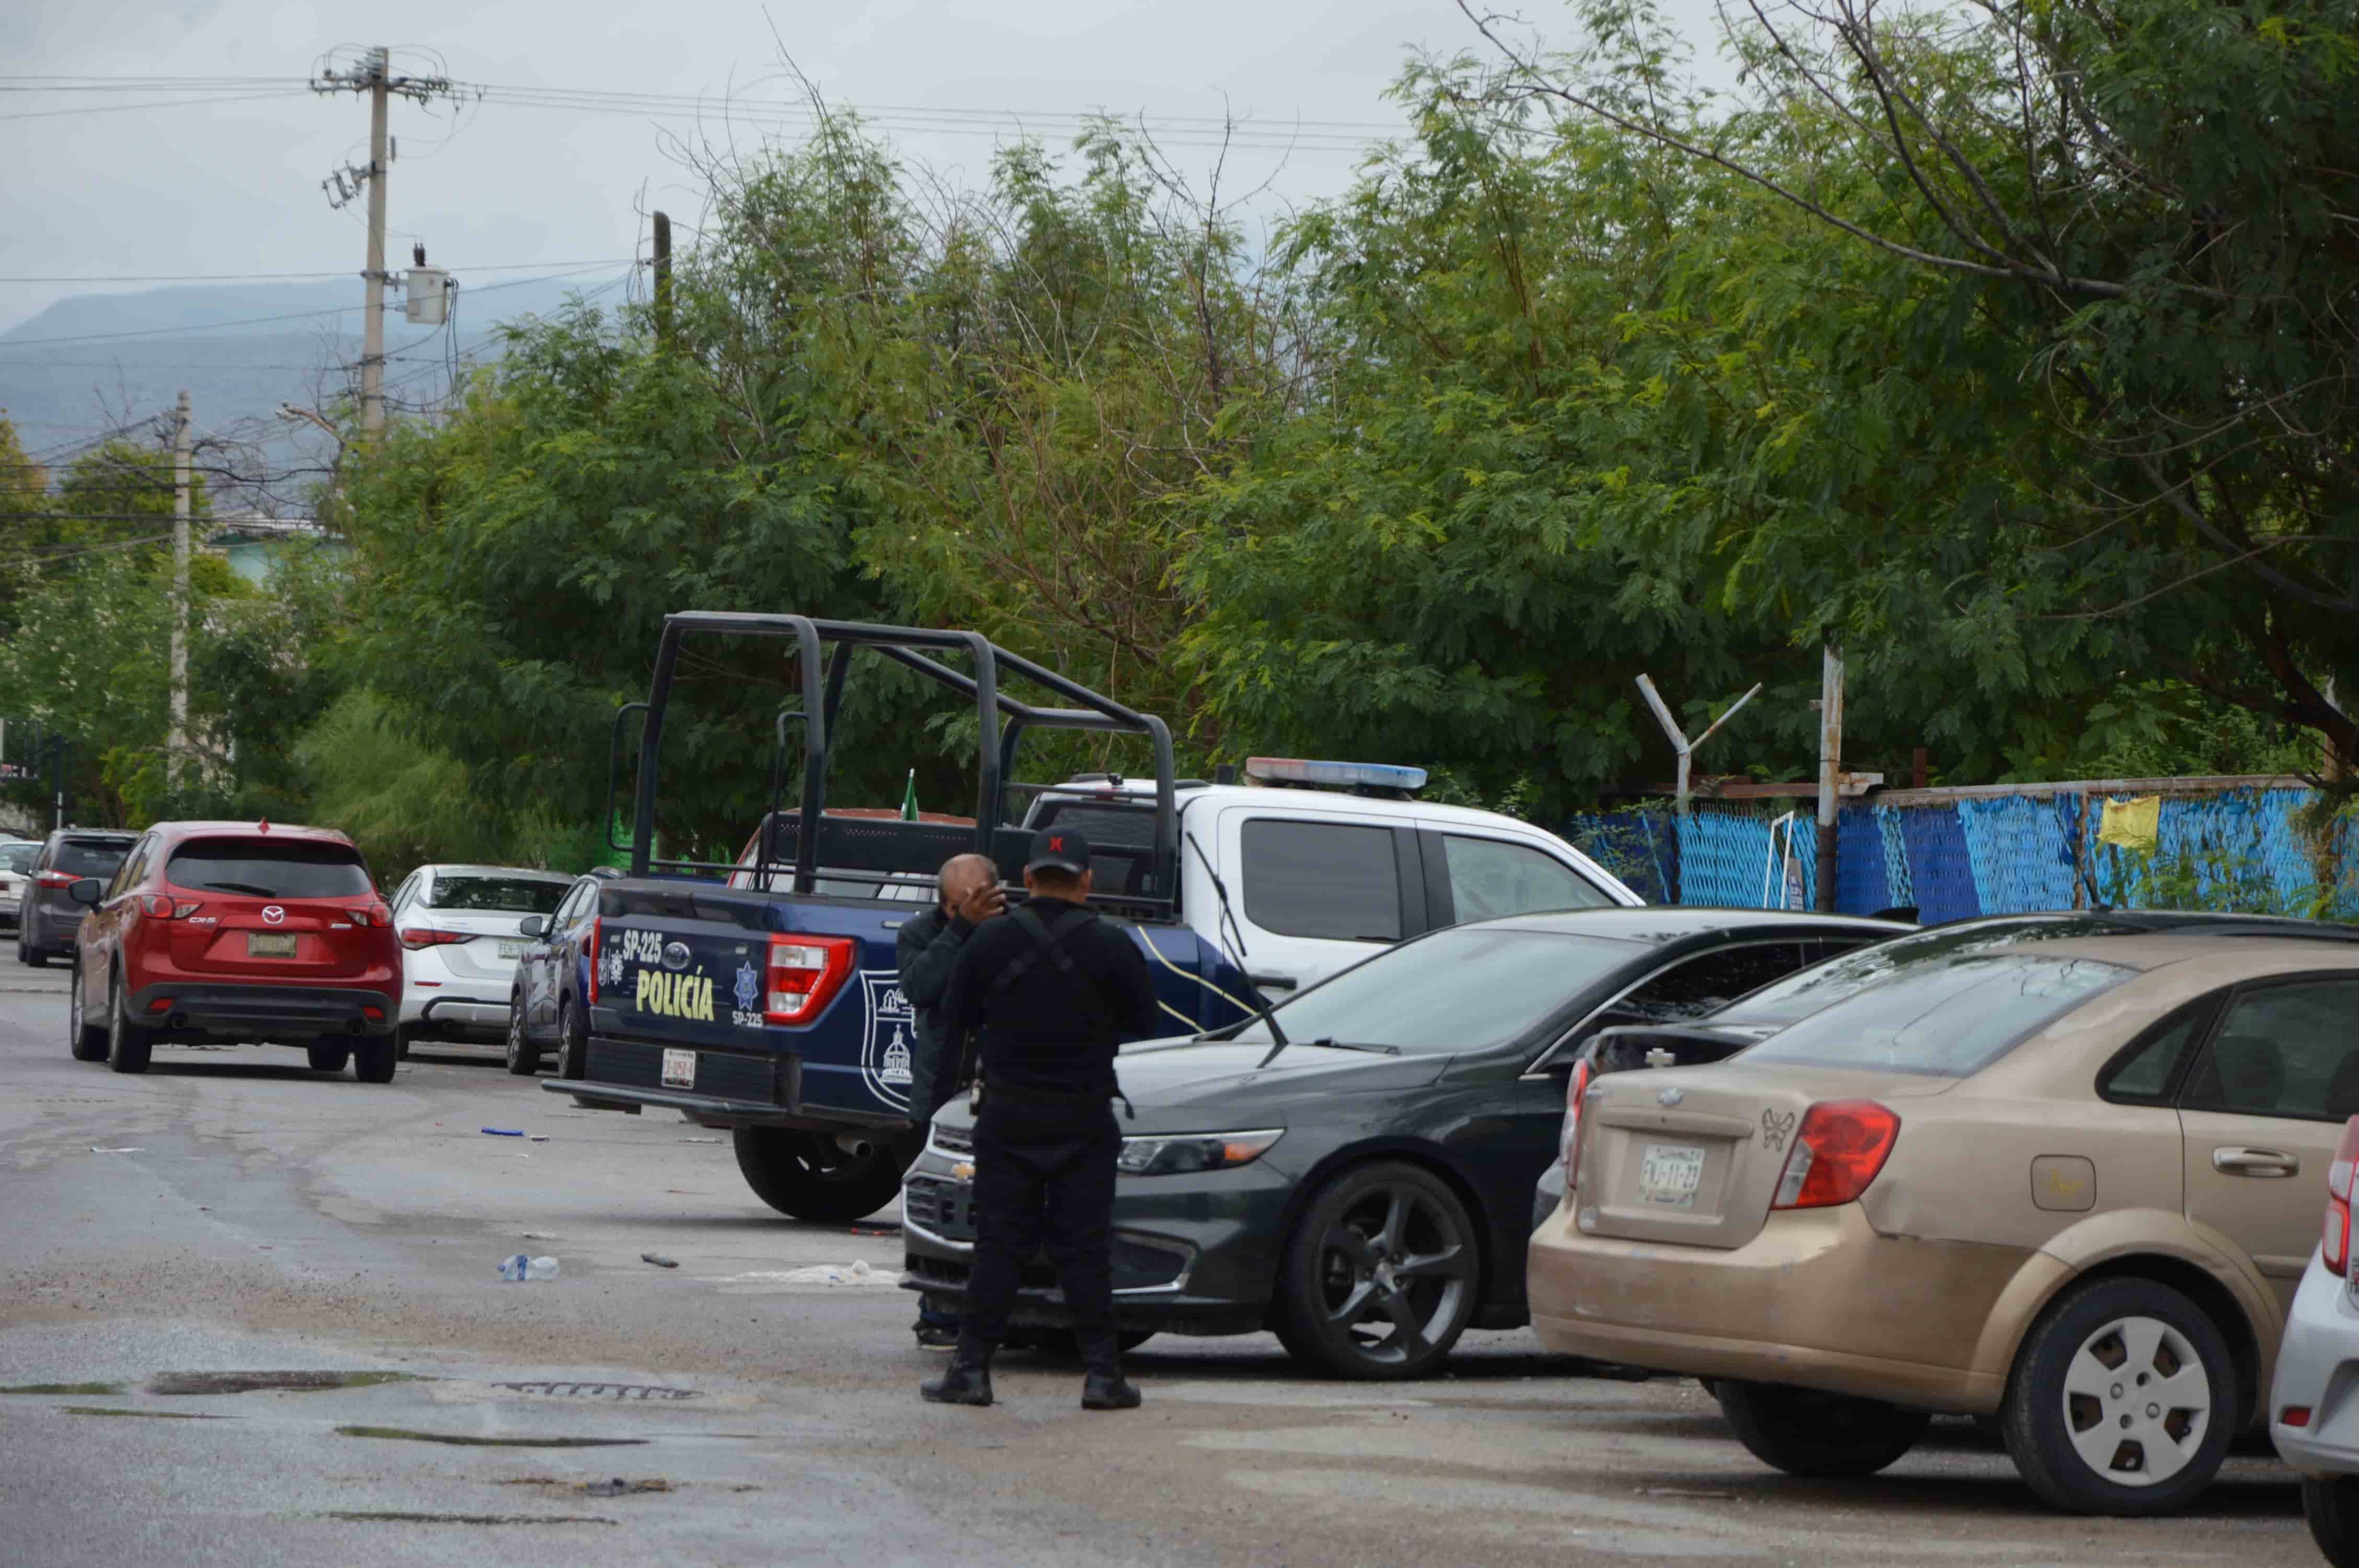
xmin=2322 ymin=1115 xmax=2359 ymax=1276
xmin=349 ymin=902 xmax=393 ymax=928
xmin=35 ymin=870 xmax=76 ymax=889
xmin=766 ymin=934 xmax=855 ymax=1025
xmin=137 ymin=894 xmax=175 ymax=918
xmin=1771 ymin=1100 xmax=1901 ymax=1210
xmin=587 ymin=916 xmax=601 ymax=1002
xmin=1560 ymin=1058 xmax=1593 ymax=1191
xmin=398 ymin=926 xmax=472 ymax=951
xmin=2285 ymin=1406 xmax=2316 ymax=1428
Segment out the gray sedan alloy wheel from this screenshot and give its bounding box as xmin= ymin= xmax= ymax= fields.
xmin=1277 ymin=1161 xmax=1478 ymax=1380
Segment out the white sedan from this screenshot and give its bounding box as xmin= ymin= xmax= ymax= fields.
xmin=387 ymin=864 xmax=574 ymax=1059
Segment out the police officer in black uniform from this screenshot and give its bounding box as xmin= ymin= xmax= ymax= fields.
xmin=922 ymin=827 xmax=1158 ymax=1411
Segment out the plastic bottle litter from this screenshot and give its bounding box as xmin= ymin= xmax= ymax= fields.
xmin=498 ymin=1254 xmax=560 ymax=1282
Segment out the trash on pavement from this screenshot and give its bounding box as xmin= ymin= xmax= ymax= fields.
xmin=579 ymin=1477 xmax=671 ymax=1496
xmin=677 ymin=1137 xmax=720 ymax=1144
xmin=528 ymin=1135 xmax=549 ymax=1143
xmin=640 ymin=1253 xmax=679 ymax=1269
xmin=497 ymin=1254 xmax=560 ymax=1282
xmin=88 ymin=1147 xmax=143 ymax=1154
xmin=481 ymin=1127 xmax=524 ymax=1138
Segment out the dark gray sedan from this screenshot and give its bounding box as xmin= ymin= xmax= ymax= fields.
xmin=900 ymin=906 xmax=1901 ymax=1380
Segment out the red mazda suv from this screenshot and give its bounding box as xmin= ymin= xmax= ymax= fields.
xmin=67 ymin=821 xmax=403 ymax=1079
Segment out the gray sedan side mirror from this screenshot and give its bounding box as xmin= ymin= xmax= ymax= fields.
xmin=68 ymin=878 xmax=102 ymax=906
xmin=517 ymin=915 xmax=547 ymax=938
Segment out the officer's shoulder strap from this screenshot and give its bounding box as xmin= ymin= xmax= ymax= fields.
xmin=988 ymin=902 xmax=1084 ymax=992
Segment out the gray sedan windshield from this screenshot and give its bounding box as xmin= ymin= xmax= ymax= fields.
xmin=1743 ymin=954 xmax=2131 ymax=1077
xmin=1228 ymin=929 xmax=1641 ymax=1055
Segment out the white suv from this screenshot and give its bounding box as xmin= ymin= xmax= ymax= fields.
xmin=388 ymin=864 xmax=574 ymax=1058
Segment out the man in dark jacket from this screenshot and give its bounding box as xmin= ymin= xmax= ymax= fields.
xmin=897 ymin=852 xmax=1002 ymax=1349
xmin=920 ymin=828 xmax=1158 ymax=1412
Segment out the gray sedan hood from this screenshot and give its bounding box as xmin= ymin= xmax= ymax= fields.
xmin=1108 ymin=1036 xmax=1449 ymax=1122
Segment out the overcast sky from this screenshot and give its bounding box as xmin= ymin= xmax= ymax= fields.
xmin=0 ymin=0 xmax=1734 ymax=336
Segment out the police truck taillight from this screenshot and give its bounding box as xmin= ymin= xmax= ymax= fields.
xmin=766 ymin=934 xmax=855 ymax=1025
xmin=1560 ymin=1058 xmax=1594 ymax=1191
xmin=1770 ymin=1100 xmax=1900 ymax=1210
xmin=2323 ymin=1115 xmax=2359 ymax=1276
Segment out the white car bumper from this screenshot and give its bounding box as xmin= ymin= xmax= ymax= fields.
xmin=2272 ymin=1247 xmax=2359 ymax=1477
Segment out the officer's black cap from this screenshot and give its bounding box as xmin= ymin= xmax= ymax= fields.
xmin=1026 ymin=826 xmax=1092 ymax=877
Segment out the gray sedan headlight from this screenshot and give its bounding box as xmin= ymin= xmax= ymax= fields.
xmin=1116 ymin=1128 xmax=1283 ymax=1177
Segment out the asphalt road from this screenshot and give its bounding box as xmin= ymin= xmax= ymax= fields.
xmin=0 ymin=969 xmax=2328 ymax=1567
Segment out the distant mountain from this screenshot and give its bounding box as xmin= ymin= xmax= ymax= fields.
xmin=0 ymin=271 xmax=633 ymax=512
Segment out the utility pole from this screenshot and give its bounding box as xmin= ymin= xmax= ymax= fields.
xmin=1815 ymin=645 xmax=1843 ymax=913
xmin=313 ymin=47 xmax=457 ymax=436
xmin=652 ymin=210 xmax=674 ymax=347
xmin=168 ymin=390 xmax=192 ymax=795
xmin=361 ymin=50 xmax=390 ymax=436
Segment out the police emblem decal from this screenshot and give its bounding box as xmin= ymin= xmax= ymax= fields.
xmin=858 ymin=970 xmax=916 ymax=1111
xmin=734 ymin=961 xmax=761 ymax=1014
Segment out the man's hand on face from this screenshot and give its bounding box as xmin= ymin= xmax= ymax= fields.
xmin=956 ymin=881 xmax=1007 ymax=925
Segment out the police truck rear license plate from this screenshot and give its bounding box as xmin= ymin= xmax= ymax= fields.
xmin=660 ymin=1049 xmax=696 ymax=1089
xmin=1637 ymin=1143 xmax=1705 ymax=1209
xmin=246 ymin=932 xmax=297 ymax=958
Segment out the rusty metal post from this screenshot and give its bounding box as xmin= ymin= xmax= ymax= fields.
xmin=1816 ymin=646 xmax=1843 ymax=912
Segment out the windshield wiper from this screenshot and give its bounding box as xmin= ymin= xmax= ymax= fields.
xmin=1249 ymin=1003 xmax=1292 ymax=1069
xmin=199 ymin=881 xmax=278 ymax=896
xmin=1257 ymin=1033 xmax=1400 ymax=1068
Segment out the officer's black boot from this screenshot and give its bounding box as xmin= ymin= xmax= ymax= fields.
xmin=921 ymin=1343 xmax=994 ymax=1406
xmin=1079 ymin=1339 xmax=1141 ymax=1411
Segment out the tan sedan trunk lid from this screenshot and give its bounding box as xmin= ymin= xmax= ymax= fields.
xmin=1578 ymin=1064 xmax=1955 ymax=1249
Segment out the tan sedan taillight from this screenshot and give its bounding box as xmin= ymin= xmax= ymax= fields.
xmin=1560 ymin=1058 xmax=1593 ymax=1191
xmin=1771 ymin=1100 xmax=1901 ymax=1210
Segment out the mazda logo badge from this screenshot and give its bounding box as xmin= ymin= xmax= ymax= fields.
xmin=1657 ymin=1087 xmax=1684 ymax=1107
xmin=261 ymin=906 xmax=285 ymax=925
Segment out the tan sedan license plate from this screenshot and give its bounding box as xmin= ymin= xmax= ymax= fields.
xmin=660 ymin=1048 xmax=696 ymax=1089
xmin=1638 ymin=1142 xmax=1706 ymax=1209
xmin=246 ymin=932 xmax=297 ymax=958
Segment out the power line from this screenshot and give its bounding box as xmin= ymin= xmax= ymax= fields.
xmin=0 ymin=90 xmax=314 ymax=124
xmin=0 ymin=258 xmax=635 ymax=284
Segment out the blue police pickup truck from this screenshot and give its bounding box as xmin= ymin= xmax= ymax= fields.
xmin=549 ymin=614 xmax=1639 ymax=1222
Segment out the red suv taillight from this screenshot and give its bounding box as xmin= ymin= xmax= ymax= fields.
xmin=766 ymin=934 xmax=854 ymax=1025
xmin=349 ymin=901 xmax=393 ymax=927
xmin=1559 ymin=1057 xmax=1594 ymax=1192
xmin=136 ymin=894 xmax=202 ymax=919
xmin=2323 ymin=1115 xmax=2359 ymax=1276
xmin=1771 ymin=1100 xmax=1900 ymax=1210
xmin=398 ymin=927 xmax=473 ymax=950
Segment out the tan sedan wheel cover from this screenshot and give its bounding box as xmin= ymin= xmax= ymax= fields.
xmin=2062 ymin=1315 xmax=2212 ymax=1486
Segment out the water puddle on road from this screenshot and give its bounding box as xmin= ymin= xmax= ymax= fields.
xmin=336 ymin=1425 xmax=646 ymax=1448
xmin=2 ymin=1382 xmax=124 ymax=1396
xmin=320 ymin=1511 xmax=615 ymax=1526
xmin=59 ymin=1406 xmax=228 ymax=1420
xmin=150 ymin=1370 xmax=431 ymax=1395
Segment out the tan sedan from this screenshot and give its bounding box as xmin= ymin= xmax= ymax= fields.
xmin=1529 ymin=930 xmax=2359 ymax=1515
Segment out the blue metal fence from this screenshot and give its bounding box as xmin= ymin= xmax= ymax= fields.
xmin=1567 ymin=782 xmax=2358 ymax=921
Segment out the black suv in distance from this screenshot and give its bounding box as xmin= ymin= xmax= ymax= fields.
xmin=19 ymin=828 xmax=136 ymax=966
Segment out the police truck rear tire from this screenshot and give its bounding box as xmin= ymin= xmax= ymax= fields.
xmin=732 ymin=1127 xmax=907 ymax=1223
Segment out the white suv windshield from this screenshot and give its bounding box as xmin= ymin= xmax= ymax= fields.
xmin=1743 ymin=954 xmax=2131 ymax=1077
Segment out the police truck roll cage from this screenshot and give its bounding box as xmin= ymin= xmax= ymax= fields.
xmin=607 ymin=613 xmax=1179 ymax=913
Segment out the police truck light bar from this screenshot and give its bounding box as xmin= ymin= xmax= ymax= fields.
xmin=1242 ymin=757 xmax=1428 ymax=791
